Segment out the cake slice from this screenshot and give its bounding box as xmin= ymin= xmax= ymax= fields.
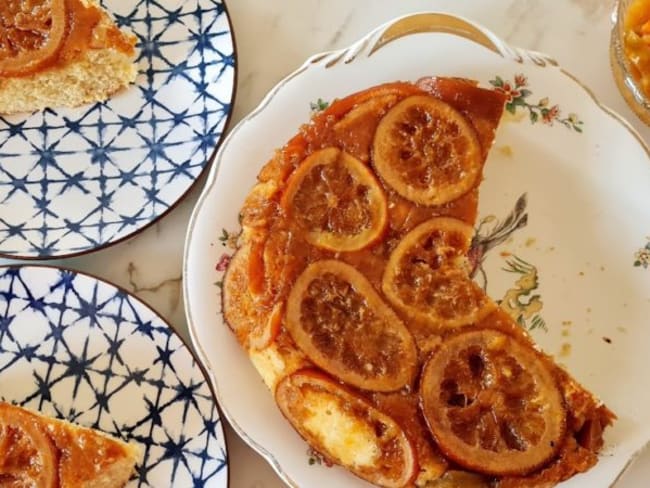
xmin=0 ymin=0 xmax=138 ymax=114
xmin=0 ymin=401 xmax=139 ymax=487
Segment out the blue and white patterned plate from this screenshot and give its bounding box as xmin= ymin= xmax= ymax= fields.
xmin=0 ymin=0 xmax=236 ymax=259
xmin=0 ymin=266 xmax=228 ymax=487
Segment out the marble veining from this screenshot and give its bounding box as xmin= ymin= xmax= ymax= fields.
xmin=569 ymin=0 xmax=613 ymax=20
xmin=2 ymin=1 xmax=649 ymax=487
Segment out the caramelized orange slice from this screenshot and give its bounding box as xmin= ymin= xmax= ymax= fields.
xmin=0 ymin=403 xmax=58 ymax=487
xmin=382 ymin=218 xmax=494 ymax=329
xmin=0 ymin=0 xmax=67 ymax=77
xmin=373 ymin=95 xmax=482 ymax=206
xmin=331 ymin=94 xmax=401 ymax=163
xmin=223 ymin=245 xmax=281 ymax=350
xmin=286 ymin=260 xmax=417 ymax=392
xmin=420 ymin=329 xmax=565 ymax=477
xmin=276 ymin=369 xmax=417 ymax=488
xmin=248 ymin=301 xmax=284 ymax=351
xmin=282 ymin=147 xmax=388 ymax=252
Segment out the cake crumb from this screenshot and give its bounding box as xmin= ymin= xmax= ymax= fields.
xmin=497 ymin=145 xmax=514 ymax=157
xmin=559 ymin=343 xmax=572 ymax=357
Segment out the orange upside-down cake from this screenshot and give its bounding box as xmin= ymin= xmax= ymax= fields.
xmin=222 ymin=76 xmax=615 ymax=488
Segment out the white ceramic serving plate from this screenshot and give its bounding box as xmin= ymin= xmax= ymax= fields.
xmin=0 ymin=265 xmax=228 ymax=487
xmin=184 ymin=12 xmax=650 ymax=488
xmin=0 ymin=0 xmax=235 ymax=259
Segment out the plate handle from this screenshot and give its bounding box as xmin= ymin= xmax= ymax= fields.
xmin=366 ymin=12 xmax=559 ymax=68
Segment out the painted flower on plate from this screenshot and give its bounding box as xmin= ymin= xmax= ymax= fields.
xmin=488 ymin=74 xmax=584 ymax=132
xmin=216 ymin=254 xmax=232 ymax=272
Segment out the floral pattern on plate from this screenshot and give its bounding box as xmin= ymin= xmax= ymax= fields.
xmin=470 ymin=194 xmax=547 ymax=332
xmin=490 ymin=74 xmax=584 ymax=131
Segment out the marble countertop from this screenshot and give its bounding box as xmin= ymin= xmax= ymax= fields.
xmin=1 ymin=0 xmax=648 ymax=486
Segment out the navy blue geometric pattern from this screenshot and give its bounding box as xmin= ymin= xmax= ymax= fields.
xmin=0 ymin=266 xmax=227 ymax=487
xmin=0 ymin=0 xmax=235 ymax=258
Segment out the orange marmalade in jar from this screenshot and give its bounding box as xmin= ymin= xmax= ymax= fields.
xmin=624 ymin=0 xmax=650 ymax=96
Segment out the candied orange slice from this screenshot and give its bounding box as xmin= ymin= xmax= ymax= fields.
xmin=373 ymin=95 xmax=482 ymax=206
xmin=420 ymin=329 xmax=565 ymax=477
xmin=223 ymin=245 xmax=259 ymax=343
xmin=281 ymin=147 xmax=388 ymax=252
xmin=286 ymin=260 xmax=417 ymax=392
xmin=248 ymin=301 xmax=284 ymax=351
xmin=0 ymin=0 xmax=67 ymax=77
xmin=382 ymin=217 xmax=494 ymax=329
xmin=276 ymin=369 xmax=417 ymax=488
xmin=331 ymin=94 xmax=401 ymax=163
xmin=0 ymin=403 xmax=58 ymax=487
xmin=223 ymin=245 xmax=281 ymax=350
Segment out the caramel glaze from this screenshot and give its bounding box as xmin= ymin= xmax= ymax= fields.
xmin=46 ymin=421 xmax=129 ymax=484
xmin=242 ymin=79 xmax=493 ymax=320
xmin=0 ymin=402 xmax=133 ymax=487
xmin=59 ymin=0 xmax=135 ymax=64
xmin=1 ymin=0 xmax=135 ymax=77
xmin=238 ymin=78 xmax=614 ymax=486
xmin=0 ymin=2 xmax=49 ymax=54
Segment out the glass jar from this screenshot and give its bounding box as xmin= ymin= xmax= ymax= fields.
xmin=611 ymin=0 xmax=650 ymax=125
